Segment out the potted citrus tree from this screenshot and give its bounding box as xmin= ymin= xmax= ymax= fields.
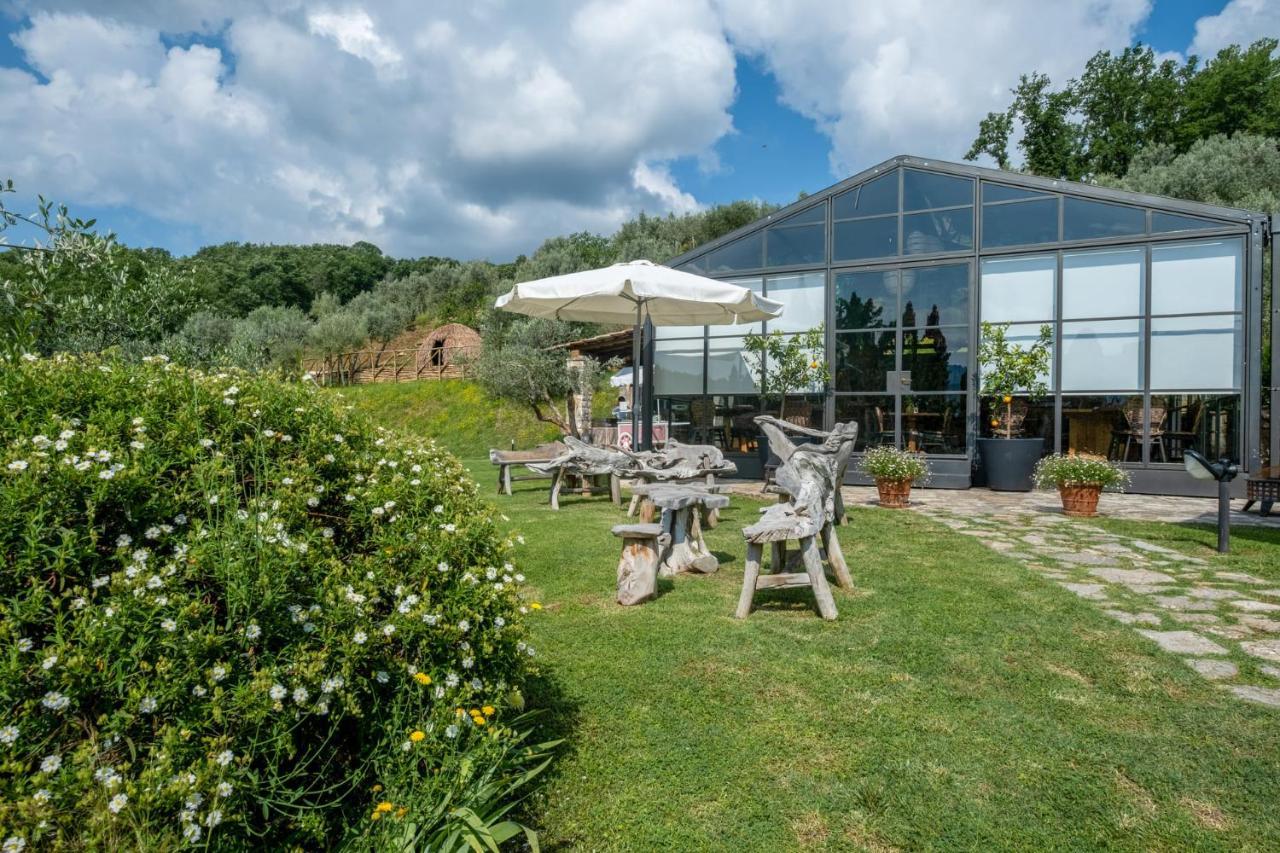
xmin=859 ymin=445 xmax=930 ymax=508
xmin=1034 ymin=454 xmax=1129 ymax=517
xmin=743 ymin=326 xmax=828 ymax=465
xmin=977 ymin=321 xmax=1052 ymax=491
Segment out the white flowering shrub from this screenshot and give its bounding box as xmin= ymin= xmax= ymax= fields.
xmin=0 ymin=353 xmax=544 ymax=849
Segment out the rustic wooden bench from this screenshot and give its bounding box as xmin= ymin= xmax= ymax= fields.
xmin=488 ymin=442 xmax=567 ymax=495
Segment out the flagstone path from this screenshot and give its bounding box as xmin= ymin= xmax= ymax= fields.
xmin=925 ymin=505 xmax=1280 ymax=708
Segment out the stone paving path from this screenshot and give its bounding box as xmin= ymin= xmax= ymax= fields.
xmin=924 ymin=505 xmax=1280 ymax=708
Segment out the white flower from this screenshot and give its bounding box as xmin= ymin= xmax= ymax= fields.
xmin=445 ymin=724 xmax=459 ymax=739
xmin=92 ymin=575 xmax=110 ymax=588
xmin=182 ymin=823 xmax=202 ymax=843
xmin=144 ymin=526 xmax=160 ymax=539
xmin=462 ymin=657 xmax=474 ymax=670
xmin=371 ymin=506 xmax=385 ymax=517
xmin=332 ymin=434 xmax=344 ymax=443
xmin=199 ymin=438 xmax=214 ymax=448
xmin=211 ymin=665 xmax=228 ymax=682
xmin=433 ymin=685 xmax=445 ymax=699
xmin=322 ymin=527 xmax=334 ymax=539
xmin=306 ymin=496 xmax=319 ymax=507
xmin=192 ymin=685 xmax=207 ymax=697
xmin=383 ymin=500 xmax=396 ymax=510
xmin=458 ymin=619 xmax=470 ymax=633
xmin=292 ymin=686 xmax=309 ymax=704
xmin=352 ymin=631 xmax=367 ymax=645
xmin=215 ymin=750 xmax=234 ymax=767
xmin=443 ymin=523 xmax=456 ymax=533
xmin=245 ymin=623 xmax=262 ymax=640
xmin=59 ymin=429 xmax=75 ymax=440
xmin=204 ymin=809 xmax=223 ymax=827
xmin=7 ymin=460 xmax=28 ymax=471
xmin=0 ymin=725 xmax=17 ymax=745
xmin=130 ymin=441 xmax=145 ymax=450
xmin=382 ymin=623 xmax=396 ymax=637
xmin=41 ymin=692 xmax=69 ymax=711
xmin=269 ymin=684 xmax=287 ymax=701
xmin=437 ymin=561 xmax=449 ymax=573
xmin=161 ymin=618 xmax=177 ymax=632
xmin=108 ymin=793 xmax=128 ymax=814
xmin=216 ymin=781 xmax=233 ymax=797
xmin=94 ymin=767 xmax=122 ymax=787
xmin=98 ymin=469 xmax=116 ymax=480
xmin=208 ymin=495 xmax=219 ymax=505
xmin=41 ymin=655 xmax=57 ymax=670
xmin=321 ymin=676 xmax=343 ymax=693
xmin=3 ymin=836 xmax=26 ymax=853
xmin=433 ymin=504 xmax=444 ymax=514
xmin=494 ymin=617 xmax=505 ymax=628
xmin=139 ymin=696 xmax=157 ymax=714
xmin=281 ymin=476 xmax=293 ymax=485
xmin=40 ymin=754 xmax=61 ymax=773
xmin=16 ymin=638 xmax=32 ymax=652
xmin=32 ymin=789 xmax=50 ymax=804
xmin=375 ymin=670 xmax=389 ymax=684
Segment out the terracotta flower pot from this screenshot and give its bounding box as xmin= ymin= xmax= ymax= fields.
xmin=876 ymin=478 xmax=913 ymax=509
xmin=1058 ymin=484 xmax=1102 ymax=517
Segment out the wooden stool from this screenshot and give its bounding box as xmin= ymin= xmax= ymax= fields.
xmin=735 ymin=520 xmax=849 ymax=621
xmin=612 ymin=523 xmax=669 ymax=606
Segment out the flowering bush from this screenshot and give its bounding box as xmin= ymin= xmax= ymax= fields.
xmin=0 ymin=353 xmax=544 ymax=849
xmin=858 ymin=446 xmax=930 ymax=484
xmin=1033 ymin=453 xmax=1130 ymax=490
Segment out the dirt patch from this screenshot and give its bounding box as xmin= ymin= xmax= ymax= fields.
xmin=1181 ymin=796 xmax=1230 ymax=831
xmin=790 ymin=810 xmax=830 ymax=846
xmin=841 ymin=821 xmax=901 ymax=853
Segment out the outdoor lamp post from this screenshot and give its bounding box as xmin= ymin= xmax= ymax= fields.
xmin=1183 ymin=449 xmax=1239 ymax=553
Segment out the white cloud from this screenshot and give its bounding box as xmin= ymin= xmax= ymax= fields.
xmin=0 ymin=1 xmax=735 ymax=258
xmin=1190 ymin=0 xmax=1280 ymax=58
xmin=715 ymin=0 xmax=1153 ymax=172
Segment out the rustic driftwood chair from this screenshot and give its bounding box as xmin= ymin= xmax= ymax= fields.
xmin=759 ymin=417 xmax=857 ymax=525
xmin=736 ymin=418 xmax=858 ymax=621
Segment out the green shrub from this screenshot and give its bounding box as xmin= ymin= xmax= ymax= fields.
xmin=1033 ymin=454 xmax=1130 ymax=490
xmin=858 ymin=446 xmax=930 ymax=484
xmin=0 ymin=353 xmax=546 ymax=849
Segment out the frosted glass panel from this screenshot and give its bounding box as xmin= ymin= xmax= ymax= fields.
xmin=708 ymin=277 xmax=764 ymax=336
xmin=707 ymin=338 xmax=758 ymax=393
xmin=1062 ymin=248 xmax=1144 ymax=319
xmin=652 ymin=338 xmax=703 ymax=395
xmin=1061 ymin=319 xmax=1141 ymax=391
xmin=1150 ymin=315 xmax=1240 ymax=390
xmin=980 ymin=255 xmax=1055 ymax=322
xmin=767 ymin=272 xmax=826 ymax=332
xmin=1151 ymin=240 xmax=1242 ymax=315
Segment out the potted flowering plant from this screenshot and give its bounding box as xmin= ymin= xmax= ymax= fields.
xmin=977 ymin=321 xmax=1053 ymax=491
xmin=1034 ymin=453 xmax=1130 ymax=517
xmin=859 ymin=445 xmax=930 ymax=508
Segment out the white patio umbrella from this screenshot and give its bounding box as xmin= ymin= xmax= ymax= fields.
xmin=494 ymin=259 xmax=783 ymax=447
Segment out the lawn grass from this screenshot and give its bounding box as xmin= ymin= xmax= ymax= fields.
xmin=343 ymin=385 xmax=1280 ymax=850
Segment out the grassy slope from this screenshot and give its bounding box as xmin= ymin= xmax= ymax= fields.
xmin=350 ymin=385 xmax=1280 ymax=851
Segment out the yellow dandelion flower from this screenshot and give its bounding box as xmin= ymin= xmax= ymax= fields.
xmin=371 ymin=784 xmax=383 ymax=793
xmin=375 ymin=801 xmax=393 ymax=814
xmin=371 ymin=811 xmax=383 ymax=822
xmin=395 ymin=807 xmax=408 ymax=819
xmin=409 ymin=730 xmax=425 ymax=743
xmin=482 ymin=705 xmax=495 ymax=716
xmin=413 ymin=672 xmax=431 ymax=685
xmin=530 ymin=602 xmax=542 ymax=610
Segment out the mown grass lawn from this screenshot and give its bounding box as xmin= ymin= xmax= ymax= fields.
xmin=343 ymin=384 xmax=1280 ymax=850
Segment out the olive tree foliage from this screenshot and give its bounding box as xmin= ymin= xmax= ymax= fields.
xmin=227 ymin=305 xmax=312 ymax=373
xmin=1099 ymin=132 xmax=1280 ymax=213
xmin=467 ymin=316 xmax=615 ymax=438
xmin=0 ymin=181 xmax=203 ymax=361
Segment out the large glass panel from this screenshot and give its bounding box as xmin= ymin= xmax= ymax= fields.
xmin=1152 ymin=394 xmax=1240 ymax=463
xmin=833 ymin=216 xmax=897 ymax=261
xmin=1061 ymin=319 xmax=1142 ymax=391
xmin=1062 ymin=247 xmax=1144 ymax=319
xmin=702 ymin=231 xmax=763 ymax=273
xmin=833 ymin=171 xmax=898 ymax=219
xmin=674 ymin=256 xmax=705 ymax=274
xmin=1151 ymin=239 xmax=1243 ymax=315
xmin=1062 ymin=197 xmax=1146 ymax=241
xmin=782 ymin=203 xmax=825 ymax=226
xmin=708 ymin=277 xmax=763 ymax=336
xmin=982 ymin=183 xmax=1051 ymax=203
xmin=656 ymin=397 xmax=696 ymax=444
xmin=766 ymin=272 xmax=826 ymax=333
xmin=715 ymin=394 xmax=765 ymax=455
xmin=834 ymin=396 xmax=895 ymax=449
xmin=903 ymin=208 xmax=972 ymax=255
xmin=979 ymin=322 xmax=1054 ymax=391
xmin=778 ymin=394 xmax=826 ymax=430
xmin=1061 ymin=395 xmax=1136 ymax=460
xmin=903 ymin=394 xmax=966 ymax=454
xmin=1151 ymin=212 xmax=1225 ymax=234
xmin=1150 ymin=315 xmax=1241 ymax=391
xmin=980 ymin=255 xmax=1055 ymax=322
xmin=707 ymin=337 xmax=757 ymax=394
xmin=902 ymin=263 xmax=968 ymax=328
xmin=652 ymin=337 xmax=703 ymax=395
xmin=982 ymin=198 xmax=1058 ymax=248
xmin=903 ymin=169 xmax=973 ymax=211
xmin=766 ymin=223 xmax=824 ymax=268
xmin=979 ymin=397 xmax=1054 ymax=451
xmin=834 ymin=330 xmax=895 ymax=392
xmin=835 ymin=268 xmax=897 ymax=329
xmin=902 ymin=326 xmax=969 ymax=391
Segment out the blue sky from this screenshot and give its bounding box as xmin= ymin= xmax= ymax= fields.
xmin=0 ymin=0 xmax=1265 ymax=260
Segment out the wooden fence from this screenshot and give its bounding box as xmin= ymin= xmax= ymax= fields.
xmin=303 ymin=345 xmax=471 ymax=386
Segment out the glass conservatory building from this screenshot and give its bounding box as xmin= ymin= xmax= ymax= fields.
xmin=656 ymin=155 xmax=1272 ymax=494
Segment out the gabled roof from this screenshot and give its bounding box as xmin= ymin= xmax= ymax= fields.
xmin=665 ymin=154 xmax=1266 ymax=270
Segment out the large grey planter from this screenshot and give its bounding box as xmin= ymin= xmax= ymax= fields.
xmin=977 ymin=437 xmax=1043 ymax=492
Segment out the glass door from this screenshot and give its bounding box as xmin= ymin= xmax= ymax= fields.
xmin=834 ymin=262 xmax=971 ymax=456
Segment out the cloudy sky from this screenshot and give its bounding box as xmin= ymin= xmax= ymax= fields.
xmin=0 ymin=0 xmax=1274 ymax=260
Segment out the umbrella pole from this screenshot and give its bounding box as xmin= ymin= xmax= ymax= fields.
xmin=631 ymin=300 xmax=640 ymax=451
